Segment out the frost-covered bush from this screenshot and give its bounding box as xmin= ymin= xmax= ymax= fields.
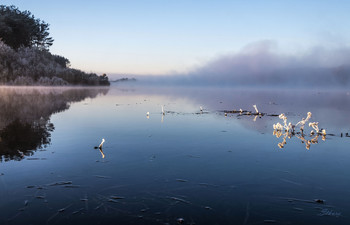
xmin=10 ymin=76 xmax=35 ymax=85
xmin=37 ymin=76 xmax=69 ymax=86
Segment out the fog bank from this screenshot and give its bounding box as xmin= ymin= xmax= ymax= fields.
xmin=131 ymin=41 xmax=350 ymax=87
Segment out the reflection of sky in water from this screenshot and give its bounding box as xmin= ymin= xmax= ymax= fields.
xmin=1 ymin=85 xmax=350 ymax=224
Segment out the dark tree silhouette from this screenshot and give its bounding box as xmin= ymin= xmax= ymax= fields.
xmin=0 ymin=5 xmax=53 ymax=50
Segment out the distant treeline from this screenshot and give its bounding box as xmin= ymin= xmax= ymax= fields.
xmin=112 ymin=77 xmax=137 ymax=82
xmin=0 ymin=5 xmax=109 ymax=86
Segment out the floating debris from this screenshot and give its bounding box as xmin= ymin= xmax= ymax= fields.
xmin=314 ymin=199 xmax=325 ymax=204
xmin=281 ymin=197 xmax=326 ymax=205
xmin=48 ymin=181 xmax=73 ymax=186
xmin=223 ymin=110 xmax=240 ymax=114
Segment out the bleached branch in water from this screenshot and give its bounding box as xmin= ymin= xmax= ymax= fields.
xmin=273 ymin=111 xmax=327 ymax=150
xmin=273 ymin=113 xmax=294 ymax=132
xmin=295 ymin=112 xmax=312 ymax=132
xmin=279 ymin=113 xmax=288 ymax=129
xmin=309 ymin=122 xmax=319 ymax=133
xmin=273 ymin=122 xmax=284 ymax=131
xmin=253 ymin=105 xmax=258 ymax=114
xmin=99 ymin=138 xmax=105 ymax=149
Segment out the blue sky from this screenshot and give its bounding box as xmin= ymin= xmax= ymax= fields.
xmin=2 ymin=0 xmax=350 ymax=77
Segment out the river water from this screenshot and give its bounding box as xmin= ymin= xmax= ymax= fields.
xmin=0 ymin=84 xmax=349 ymax=224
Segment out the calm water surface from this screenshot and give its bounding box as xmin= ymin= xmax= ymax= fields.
xmin=0 ymin=85 xmax=350 ymax=225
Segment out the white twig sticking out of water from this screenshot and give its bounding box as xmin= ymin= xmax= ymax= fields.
xmin=99 ymin=138 xmax=105 ymax=149
xmin=295 ymin=112 xmax=312 ymax=132
xmin=279 ymin=113 xmax=288 ymax=129
xmin=253 ymin=105 xmax=259 ymax=114
xmin=309 ymin=122 xmax=319 ymax=133
xmin=273 ymin=113 xmax=297 ymax=133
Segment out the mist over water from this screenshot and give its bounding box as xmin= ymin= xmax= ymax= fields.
xmin=131 ymin=41 xmax=350 ymax=87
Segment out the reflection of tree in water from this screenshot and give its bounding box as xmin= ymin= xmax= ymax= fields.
xmin=0 ymin=119 xmax=53 ymax=161
xmin=0 ymin=87 xmax=109 ymax=162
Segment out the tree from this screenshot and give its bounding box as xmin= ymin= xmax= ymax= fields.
xmin=53 ymin=54 xmax=70 ymax=68
xmin=0 ymin=5 xmax=53 ymax=50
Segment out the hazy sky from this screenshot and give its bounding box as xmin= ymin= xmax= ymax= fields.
xmin=2 ymin=0 xmax=350 ymax=76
